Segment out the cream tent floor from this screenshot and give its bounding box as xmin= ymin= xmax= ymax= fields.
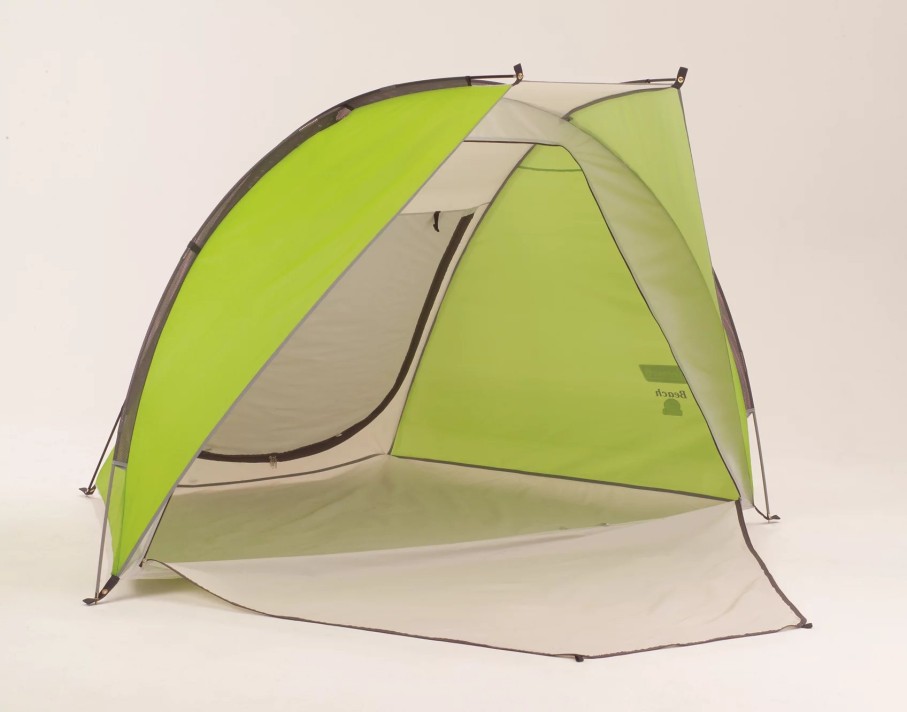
xmin=143 ymin=456 xmax=803 ymax=657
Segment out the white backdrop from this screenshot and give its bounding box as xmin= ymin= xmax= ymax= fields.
xmin=1 ymin=1 xmax=904 ymax=709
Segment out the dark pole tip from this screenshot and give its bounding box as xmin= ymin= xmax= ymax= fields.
xmin=673 ymin=66 xmax=688 ymax=89
xmin=84 ymin=575 xmax=120 ymax=607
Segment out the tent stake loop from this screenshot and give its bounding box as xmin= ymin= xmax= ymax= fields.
xmin=83 ymin=575 xmax=120 ymax=606
xmin=672 ymin=66 xmax=688 ymax=89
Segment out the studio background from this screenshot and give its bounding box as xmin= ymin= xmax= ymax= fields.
xmin=1 ymin=1 xmax=903 ymax=709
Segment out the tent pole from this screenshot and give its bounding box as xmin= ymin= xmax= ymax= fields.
xmin=83 ymin=460 xmax=121 ymax=605
xmin=751 ymin=410 xmax=779 ymax=520
xmin=80 ymin=404 xmax=123 ymax=496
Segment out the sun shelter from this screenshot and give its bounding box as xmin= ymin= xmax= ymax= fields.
xmin=82 ymin=66 xmax=808 ymax=660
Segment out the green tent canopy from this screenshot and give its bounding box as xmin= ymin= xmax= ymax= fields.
xmin=83 ymin=67 xmax=808 ymax=659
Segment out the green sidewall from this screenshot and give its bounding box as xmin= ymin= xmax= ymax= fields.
xmin=572 ymin=89 xmax=751 ymax=493
xmin=112 ymin=85 xmax=507 ymax=572
xmin=392 ymin=146 xmax=739 ymax=500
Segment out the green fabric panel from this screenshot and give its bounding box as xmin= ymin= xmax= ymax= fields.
xmin=566 ymin=90 xmax=750 ymax=498
xmin=393 ymin=146 xmax=739 ymax=500
xmin=569 ymin=89 xmax=717 ymax=303
xmin=95 ymin=452 xmax=125 ymax=560
xmin=574 ymin=89 xmax=753 ymax=496
xmin=112 ymin=85 xmax=507 ymax=572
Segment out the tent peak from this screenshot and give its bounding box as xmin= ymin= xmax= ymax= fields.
xmin=673 ymin=66 xmax=688 ymax=89
xmin=465 ymin=63 xmax=523 ymax=86
xmin=620 ymin=66 xmax=688 ymax=87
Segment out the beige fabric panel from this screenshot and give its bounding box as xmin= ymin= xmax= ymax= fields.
xmin=505 ymin=80 xmax=660 ymax=116
xmin=181 ymin=205 xmax=489 ymax=485
xmin=403 ymin=142 xmax=528 ymax=214
xmin=149 ymin=455 xmax=716 ymax=562
xmin=204 ymin=208 xmax=474 ymax=457
xmin=155 ymin=501 xmax=802 ymax=657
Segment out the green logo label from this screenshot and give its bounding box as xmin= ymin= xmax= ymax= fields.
xmin=639 ymin=364 xmax=686 ymax=384
xmin=655 ymin=389 xmax=686 ymax=416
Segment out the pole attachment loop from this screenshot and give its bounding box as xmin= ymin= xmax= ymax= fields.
xmin=83 ymin=575 xmax=120 ymax=606
xmin=673 ymin=66 xmax=688 ymax=89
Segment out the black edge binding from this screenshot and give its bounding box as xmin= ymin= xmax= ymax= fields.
xmin=713 ymin=273 xmax=754 ymax=411
xmin=714 ymin=272 xmax=780 ymax=518
xmin=83 ymin=575 xmax=120 ymax=606
xmin=734 ymin=501 xmax=809 ymax=628
xmin=150 ymin=553 xmax=807 ymax=661
xmin=673 ymin=66 xmax=688 ymax=89
xmin=198 ymin=213 xmax=476 ymax=464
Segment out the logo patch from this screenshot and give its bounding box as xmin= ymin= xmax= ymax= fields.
xmin=639 ymin=364 xmax=686 ymax=384
xmin=655 ymin=388 xmax=686 ymax=416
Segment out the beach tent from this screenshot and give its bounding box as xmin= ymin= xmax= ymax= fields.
xmin=82 ymin=66 xmax=808 ymax=659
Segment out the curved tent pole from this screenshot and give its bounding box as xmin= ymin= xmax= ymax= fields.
xmin=83 ymin=458 xmax=121 ymax=606
xmin=750 ymin=410 xmax=777 ymax=520
xmin=79 ymin=402 xmax=123 ymax=495
xmin=713 ymin=273 xmax=778 ymax=520
xmin=622 ymin=65 xmax=687 ymax=87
